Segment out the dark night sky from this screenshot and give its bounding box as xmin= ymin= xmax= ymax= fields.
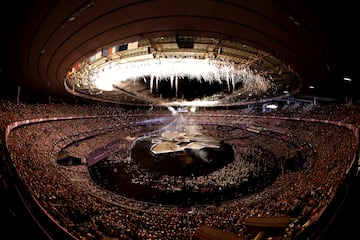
xmin=303 ymin=1 xmax=358 ymax=99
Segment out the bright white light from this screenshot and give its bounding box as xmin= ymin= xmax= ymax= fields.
xmin=343 ymin=76 xmax=352 ymax=82
xmin=190 ymin=106 xmax=197 ymax=112
xmin=91 ymin=58 xmax=271 ymax=93
xmin=265 ymin=104 xmax=278 ymax=109
xmin=167 ymin=106 xmax=178 ymax=115
xmin=165 ymin=100 xmax=219 ymax=107
xmin=93 ymin=70 xmax=115 ymax=91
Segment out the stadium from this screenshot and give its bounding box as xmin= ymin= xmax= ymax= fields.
xmin=0 ymin=1 xmax=358 ymax=239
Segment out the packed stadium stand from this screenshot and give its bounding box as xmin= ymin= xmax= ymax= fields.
xmin=1 ymin=101 xmax=359 ymax=239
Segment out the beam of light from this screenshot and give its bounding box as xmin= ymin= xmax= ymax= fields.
xmin=167 ymin=106 xmax=178 ymax=115
xmin=91 ymin=57 xmax=272 ymax=94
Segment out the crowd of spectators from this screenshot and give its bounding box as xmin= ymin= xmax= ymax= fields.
xmin=0 ymin=99 xmax=359 ymax=239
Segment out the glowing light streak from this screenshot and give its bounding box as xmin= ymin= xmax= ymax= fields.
xmin=343 ymin=76 xmax=352 ymax=82
xmin=167 ymin=106 xmax=178 ymax=115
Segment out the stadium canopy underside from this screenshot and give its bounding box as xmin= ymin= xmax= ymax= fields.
xmin=4 ymin=1 xmax=337 ymax=107
xmin=65 ymin=36 xmax=299 ymax=107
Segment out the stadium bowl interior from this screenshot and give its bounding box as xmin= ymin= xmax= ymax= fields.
xmin=0 ymin=1 xmax=358 ymax=240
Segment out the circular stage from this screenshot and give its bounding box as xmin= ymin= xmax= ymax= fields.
xmin=88 ymin=126 xmax=284 ymax=206
xmin=130 ymin=131 xmax=234 ymax=176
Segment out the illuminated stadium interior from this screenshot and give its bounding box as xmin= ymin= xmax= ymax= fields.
xmin=0 ymin=1 xmax=358 ymax=240
xmin=65 ymin=36 xmax=299 ymax=107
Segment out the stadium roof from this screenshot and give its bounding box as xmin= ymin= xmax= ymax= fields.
xmin=0 ymin=0 xmax=356 ymax=106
